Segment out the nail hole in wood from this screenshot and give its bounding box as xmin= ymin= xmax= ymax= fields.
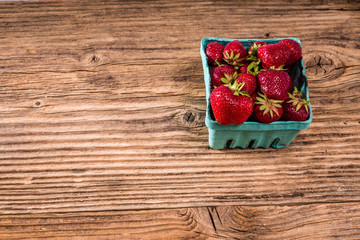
xmin=90 ymin=55 xmax=99 ymax=63
xmin=35 ymin=101 xmax=41 ymax=107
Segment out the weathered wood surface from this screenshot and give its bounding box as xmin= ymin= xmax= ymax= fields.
xmin=0 ymin=0 xmax=359 ymax=239
xmin=1 ymin=203 xmax=360 ymax=239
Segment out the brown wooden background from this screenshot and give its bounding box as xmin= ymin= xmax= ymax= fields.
xmin=0 ymin=0 xmax=359 ymax=239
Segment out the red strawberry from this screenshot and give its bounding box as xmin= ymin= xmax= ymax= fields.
xmin=210 ymin=82 xmax=253 ymax=125
xmin=248 ymin=41 xmax=267 ymax=56
xmin=206 ymin=42 xmax=224 ymax=65
xmin=280 ymin=39 xmax=302 ymax=67
xmin=236 ymin=73 xmax=257 ymax=95
xmin=257 ymin=70 xmax=293 ymax=100
xmin=283 ymin=87 xmax=310 ymax=121
xmin=239 ymin=63 xmax=249 ymax=73
xmin=257 ymin=42 xmax=291 ymax=69
xmin=210 ymin=65 xmax=237 ymax=89
xmin=254 ymin=93 xmax=283 ymax=123
xmin=223 ymin=40 xmax=247 ymax=66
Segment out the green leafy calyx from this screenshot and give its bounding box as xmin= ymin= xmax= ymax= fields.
xmin=220 ymin=71 xmax=238 ymax=84
xmin=224 ymin=50 xmax=245 ymax=66
xmin=248 ymin=43 xmax=262 ymax=56
xmin=228 ymin=81 xmax=251 ymax=98
xmin=246 ymin=60 xmax=261 ymax=76
xmin=269 ymin=65 xmax=287 ymax=71
xmin=287 ymin=88 xmax=309 ymax=113
xmin=255 ymin=92 xmax=283 ymax=118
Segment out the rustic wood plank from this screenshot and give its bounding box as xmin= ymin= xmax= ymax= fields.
xmin=0 ymin=0 xmax=359 ymax=212
xmin=0 ymin=0 xmax=360 ymax=239
xmin=1 ymin=203 xmax=360 ymax=239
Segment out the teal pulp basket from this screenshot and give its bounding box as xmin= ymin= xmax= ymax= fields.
xmin=200 ymin=37 xmax=312 ymax=149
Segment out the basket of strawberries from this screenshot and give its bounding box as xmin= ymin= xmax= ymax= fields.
xmin=200 ymin=37 xmax=312 ymax=149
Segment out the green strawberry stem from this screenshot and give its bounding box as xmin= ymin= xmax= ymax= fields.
xmin=214 ymin=60 xmax=224 ymax=67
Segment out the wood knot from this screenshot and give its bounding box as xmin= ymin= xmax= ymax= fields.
xmin=184 ymin=111 xmax=195 ymax=123
xmin=81 ymin=51 xmax=106 ymax=66
xmin=180 ymin=109 xmax=205 ymax=130
xmin=304 ymin=52 xmax=345 ymax=80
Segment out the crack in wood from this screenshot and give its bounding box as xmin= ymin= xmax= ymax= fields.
xmin=214 ymin=207 xmax=222 ymax=226
xmin=207 ymin=207 xmax=217 ymax=233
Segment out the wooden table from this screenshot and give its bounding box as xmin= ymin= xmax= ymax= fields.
xmin=0 ymin=1 xmax=359 ymax=239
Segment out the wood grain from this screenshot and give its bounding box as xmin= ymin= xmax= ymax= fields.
xmin=0 ymin=0 xmax=359 ymax=239
xmin=1 ymin=203 xmax=360 ymax=239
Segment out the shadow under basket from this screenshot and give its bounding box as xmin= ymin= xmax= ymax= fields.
xmin=201 ymin=37 xmax=313 ymax=149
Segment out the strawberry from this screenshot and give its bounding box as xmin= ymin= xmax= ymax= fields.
xmin=254 ymin=92 xmax=283 ymax=123
xmin=257 ymin=42 xmax=291 ymax=69
xmin=280 ymin=39 xmax=302 ymax=67
xmin=210 ymin=81 xmax=253 ymax=125
xmin=210 ymin=65 xmax=237 ymax=89
xmin=206 ymin=42 xmax=224 ymax=65
xmin=248 ymin=41 xmax=267 ymax=56
xmin=236 ymin=73 xmax=257 ymax=95
xmin=223 ymin=40 xmax=247 ymax=66
xmin=257 ymin=70 xmax=293 ymax=100
xmin=239 ymin=63 xmax=249 ymax=73
xmin=283 ymin=87 xmax=310 ymax=121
